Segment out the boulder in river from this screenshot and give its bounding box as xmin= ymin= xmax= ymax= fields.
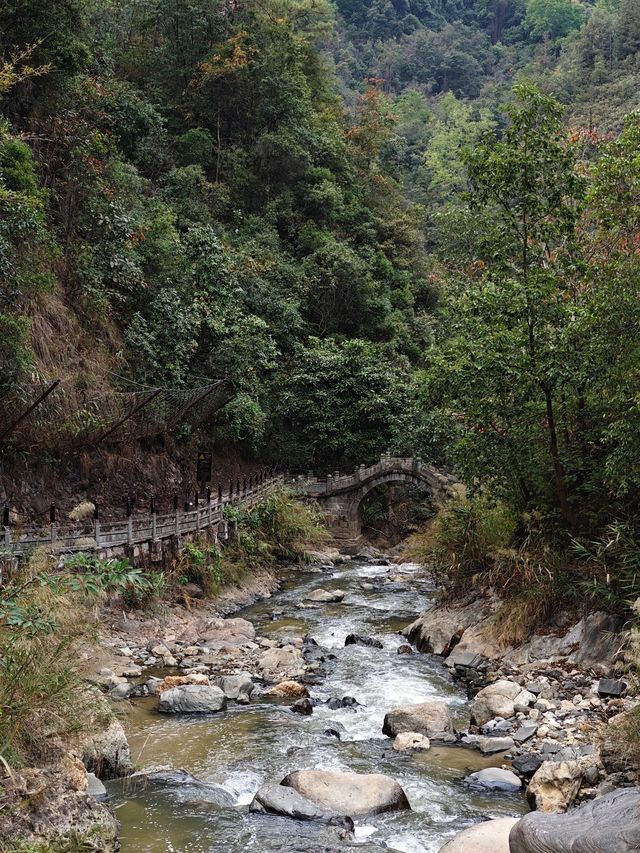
xmin=344 ymin=633 xmax=383 ymax=649
xmin=257 ymin=644 xmax=304 ymax=682
xmin=281 ymin=769 xmax=411 ymax=817
xmin=382 ymin=700 xmax=455 ymax=741
xmin=250 ymin=783 xmax=349 ymax=823
xmin=393 ymin=732 xmax=431 ymax=752
xmin=124 ymin=768 xmax=234 ymax=807
xmin=464 ymin=768 xmax=521 ymax=792
xmin=471 ymin=679 xmax=535 ymax=726
xmin=439 ymin=817 xmax=520 ymax=853
xmin=291 ymin=698 xmax=313 ymax=715
xmin=158 ymin=684 xmax=226 ymax=714
xmin=326 ymin=695 xmax=361 ymax=710
xmin=303 ymin=588 xmax=345 ymax=603
xmin=509 ymin=787 xmax=640 ymax=852
xmin=214 ymin=672 xmax=254 ymax=703
xmin=265 ymin=680 xmax=309 ymax=698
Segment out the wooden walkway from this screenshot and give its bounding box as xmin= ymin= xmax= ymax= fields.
xmin=2 ymin=474 xmax=284 ymax=557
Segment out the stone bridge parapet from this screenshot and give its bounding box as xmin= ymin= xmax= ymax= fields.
xmin=292 ymin=453 xmax=458 ymax=542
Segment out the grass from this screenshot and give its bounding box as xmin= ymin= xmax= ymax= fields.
xmin=0 ymin=554 xmax=99 ymax=768
xmin=403 ymin=492 xmax=517 ymax=593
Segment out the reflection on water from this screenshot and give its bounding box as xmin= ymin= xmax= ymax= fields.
xmin=110 ymin=561 xmax=527 ymax=852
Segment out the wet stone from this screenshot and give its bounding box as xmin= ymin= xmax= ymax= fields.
xmin=465 ymin=768 xmax=521 ymax=792
xmin=344 ymin=634 xmax=383 ymax=649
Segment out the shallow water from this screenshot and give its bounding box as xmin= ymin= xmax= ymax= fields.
xmin=109 ymin=560 xmax=527 ymax=852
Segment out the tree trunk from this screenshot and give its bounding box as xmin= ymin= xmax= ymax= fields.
xmin=543 ymin=387 xmax=573 ymax=526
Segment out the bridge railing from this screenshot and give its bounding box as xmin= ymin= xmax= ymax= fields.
xmin=2 ymin=474 xmax=284 ymax=558
xmin=291 ymin=453 xmax=434 ymax=495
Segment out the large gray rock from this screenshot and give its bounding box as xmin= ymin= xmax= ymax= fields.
xmin=476 ymin=735 xmax=515 ymax=754
xmin=444 ymin=618 xmax=507 ymax=663
xmin=281 ymin=769 xmax=410 ymax=817
xmin=439 ymin=818 xmax=520 ymax=852
xmin=471 ymin=680 xmax=534 ymax=726
xmin=250 ymin=783 xmax=337 ymax=821
xmin=124 ymin=768 xmax=234 ymax=807
xmin=200 ymin=617 xmax=256 ymax=648
xmin=80 ymin=717 xmax=132 ymax=779
xmin=403 ymin=599 xmax=492 ymax=656
xmin=465 ymin=768 xmax=521 ymax=792
xmin=382 ymin=701 xmax=455 ymax=741
xmin=257 ymin=644 xmax=304 ymax=682
xmin=214 ymin=672 xmax=254 ymax=702
xmin=509 ymin=788 xmax=640 ymax=852
xmin=158 ymin=684 xmax=226 ymax=714
xmin=503 ymin=622 xmax=582 ymax=667
xmin=569 ymin=611 xmax=625 ymax=672
xmin=303 ymin=588 xmax=345 ymax=603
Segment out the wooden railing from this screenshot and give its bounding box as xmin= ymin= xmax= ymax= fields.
xmin=2 ymin=474 xmax=285 ymax=557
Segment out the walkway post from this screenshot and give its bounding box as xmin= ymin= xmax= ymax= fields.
xmin=3 ymin=504 xmax=10 ymax=550
xmin=50 ymin=504 xmax=57 ymax=548
xmin=174 ymin=494 xmax=179 ymax=536
xmin=94 ymin=503 xmax=100 ymax=549
xmin=126 ymin=498 xmax=133 ymax=545
xmin=151 ymin=495 xmax=157 ymax=540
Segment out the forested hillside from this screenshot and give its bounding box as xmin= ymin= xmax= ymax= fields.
xmin=1 ymin=0 xmax=638 ymax=541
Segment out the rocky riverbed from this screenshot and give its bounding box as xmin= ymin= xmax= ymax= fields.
xmin=7 ymin=547 xmax=639 ymax=853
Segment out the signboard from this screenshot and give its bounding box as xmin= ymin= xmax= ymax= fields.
xmin=197 ymin=450 xmax=213 ymax=484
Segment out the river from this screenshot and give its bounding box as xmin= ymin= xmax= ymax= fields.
xmin=108 ymin=557 xmax=527 ymax=851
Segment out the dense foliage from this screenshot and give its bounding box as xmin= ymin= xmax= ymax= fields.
xmin=0 ymin=0 xmax=638 ymax=548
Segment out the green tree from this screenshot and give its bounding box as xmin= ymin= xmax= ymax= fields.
xmin=616 ymin=0 xmax=640 ymax=59
xmin=524 ymin=0 xmax=586 ymax=41
xmin=271 ymin=337 xmax=420 ymax=470
xmin=427 ymin=84 xmax=587 ymax=524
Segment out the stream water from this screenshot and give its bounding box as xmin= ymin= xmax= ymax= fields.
xmin=108 ymin=559 xmax=528 ymax=852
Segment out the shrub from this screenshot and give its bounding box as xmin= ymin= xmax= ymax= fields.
xmin=62 ymin=553 xmax=164 ymax=608
xmin=243 ymin=490 xmax=327 ymax=559
xmin=172 ymin=540 xmax=226 ymax=597
xmin=572 ymin=520 xmax=640 ymax=613
xmin=405 ymin=493 xmax=517 ymax=592
xmin=0 ymin=558 xmax=97 ymax=767
xmin=486 ymin=544 xmax=579 ymax=645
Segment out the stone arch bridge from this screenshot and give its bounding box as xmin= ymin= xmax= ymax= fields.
xmin=293 ymin=454 xmax=458 ymax=545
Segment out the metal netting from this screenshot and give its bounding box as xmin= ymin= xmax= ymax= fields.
xmin=0 ymin=378 xmax=233 ymax=449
